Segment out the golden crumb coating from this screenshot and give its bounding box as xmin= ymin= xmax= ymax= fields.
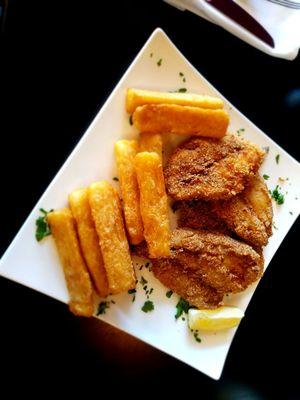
xmin=88 ymin=181 xmax=136 ymax=294
xmin=164 ymin=134 xmax=265 ymax=201
xmin=213 ymin=175 xmax=273 ymax=247
xmin=134 ymin=152 xmax=170 ymax=258
xmin=170 ymin=229 xmax=263 ymax=294
xmin=133 ymin=104 xmax=229 ymax=138
xmin=47 ymin=208 xmax=94 ymax=317
xmin=69 ymin=188 xmax=109 ymax=298
xmin=115 ymin=140 xmax=144 ymax=245
xmin=126 ymin=88 xmax=224 ymax=114
xmin=152 ymin=258 xmax=224 ymax=309
xmin=176 ymin=175 xmax=273 ymax=247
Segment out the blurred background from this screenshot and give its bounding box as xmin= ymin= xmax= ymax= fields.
xmin=1 ymin=1 xmax=299 ymax=398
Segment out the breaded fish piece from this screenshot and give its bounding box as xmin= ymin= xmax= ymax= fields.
xmin=133 ymin=104 xmax=229 ymax=138
xmin=175 ymin=175 xmax=273 ymax=247
xmin=174 ymin=200 xmax=230 ymax=234
xmin=170 ymin=229 xmax=263 ymax=294
xmin=164 ymin=134 xmax=265 ymax=201
xmin=152 ymin=258 xmax=224 ymax=309
xmin=213 ymin=175 xmax=273 ymax=247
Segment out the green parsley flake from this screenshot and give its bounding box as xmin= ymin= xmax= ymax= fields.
xmin=140 ymin=276 xmax=147 ymax=286
xmin=35 ymin=208 xmax=53 ymax=242
xmin=129 ymin=115 xmax=133 ymax=125
xmin=166 ymin=290 xmax=173 ymax=298
xmin=132 ymin=295 xmax=136 ymax=302
xmin=149 ymin=288 xmax=154 ymax=295
xmin=179 ymin=72 xmax=184 ymax=77
xmin=128 ymin=289 xmax=136 ymax=294
xmin=178 ymin=88 xmax=187 ymax=93
xmin=157 ymin=58 xmax=162 ymax=67
xmin=97 ymin=301 xmax=110 ymax=315
xmin=236 ymin=128 xmax=245 ymax=136
xmin=271 ymin=185 xmax=285 ymax=205
xmin=142 ymin=300 xmax=154 ymax=313
xmin=263 ymin=174 xmax=269 ymax=180
xmin=175 ymin=297 xmax=190 ymax=319
xmin=113 ymin=177 xmax=119 ymax=181
xmin=289 ymin=211 xmax=293 ymax=215
xmin=150 ymin=53 xmax=153 ymax=58
xmin=275 ymin=154 xmax=280 ymax=164
xmin=183 ymin=77 xmax=186 ymax=83
xmin=193 ymin=332 xmax=201 ymax=343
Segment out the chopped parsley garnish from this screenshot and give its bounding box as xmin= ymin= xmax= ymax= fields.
xmin=132 ymin=295 xmax=136 ymax=302
xmin=236 ymin=128 xmax=245 ymax=136
xmin=150 ymin=52 xmax=153 ymax=58
xmin=178 ymin=88 xmax=187 ymax=93
xmin=175 ymin=297 xmax=190 ymax=319
xmin=97 ymin=301 xmax=110 ymax=315
xmin=140 ymin=276 xmax=148 ymax=286
xmin=145 ymin=262 xmax=150 ymax=268
xmin=193 ymin=332 xmax=201 ymax=343
xmin=139 ymin=265 xmax=143 ymax=270
xmin=289 ymin=211 xmax=293 ymax=215
xmin=149 ymin=288 xmax=153 ymax=295
xmin=166 ymin=290 xmax=173 ymax=298
xmin=263 ymin=174 xmax=269 ymax=180
xmin=272 ymin=222 xmax=278 ymax=230
xmin=179 ymin=72 xmax=184 ymax=77
xmin=270 ymin=185 xmax=285 ymax=205
xmin=128 ymin=289 xmax=136 ymax=294
xmin=35 ymin=208 xmax=53 ymax=242
xmin=141 ymin=300 xmax=154 ymax=313
xmin=143 ymin=285 xmax=148 ymax=291
xmin=111 ymin=300 xmax=116 ymax=304
xmin=113 ymin=177 xmax=119 ymax=181
xmin=183 ymin=77 xmax=186 ymax=83
xmin=129 ymin=115 xmax=133 ymax=125
xmin=275 ymin=154 xmax=280 ymax=164
xmin=157 ymin=58 xmax=162 ymax=67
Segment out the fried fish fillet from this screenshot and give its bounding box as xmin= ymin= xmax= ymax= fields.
xmin=164 ymin=134 xmax=265 ymax=201
xmin=213 ymin=174 xmax=273 ymax=247
xmin=170 ymin=229 xmax=263 ymax=294
xmin=135 ymin=228 xmax=263 ymax=307
xmin=174 ymin=200 xmax=230 ymax=234
xmin=175 ymin=174 xmax=273 ymax=247
xmin=151 ymin=258 xmax=224 ymax=309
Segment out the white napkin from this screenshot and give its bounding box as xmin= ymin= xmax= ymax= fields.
xmin=164 ymin=0 xmax=300 ymax=60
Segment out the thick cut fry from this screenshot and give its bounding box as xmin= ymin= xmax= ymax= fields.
xmin=88 ymin=181 xmax=136 ymax=294
xmin=133 ymin=104 xmax=229 ymax=138
xmin=138 ymin=133 xmax=163 ymax=162
xmin=69 ymin=188 xmax=109 ymax=297
xmin=126 ymin=88 xmax=224 ymax=113
xmin=134 ymin=152 xmax=170 ymax=258
xmin=47 ymin=208 xmax=94 ymax=317
xmin=114 ymin=140 xmax=144 ymax=245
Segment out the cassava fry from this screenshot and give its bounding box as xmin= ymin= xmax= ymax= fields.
xmin=47 ymin=208 xmax=94 ymax=317
xmin=138 ymin=133 xmax=163 ymax=162
xmin=133 ymin=104 xmax=229 ymax=138
xmin=114 ymin=140 xmax=144 ymax=245
xmin=88 ymin=181 xmax=136 ymax=294
xmin=134 ymin=152 xmax=170 ymax=258
xmin=126 ymin=88 xmax=224 ymax=113
xmin=69 ymin=188 xmax=109 ymax=297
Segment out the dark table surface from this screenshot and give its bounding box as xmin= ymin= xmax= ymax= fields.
xmin=1 ymin=1 xmax=300 ymax=398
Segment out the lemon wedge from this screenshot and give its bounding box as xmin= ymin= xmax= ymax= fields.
xmin=188 ymin=306 xmax=244 ymax=331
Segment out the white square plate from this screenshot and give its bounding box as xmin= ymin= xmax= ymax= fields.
xmin=1 ymin=28 xmax=299 ymax=380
